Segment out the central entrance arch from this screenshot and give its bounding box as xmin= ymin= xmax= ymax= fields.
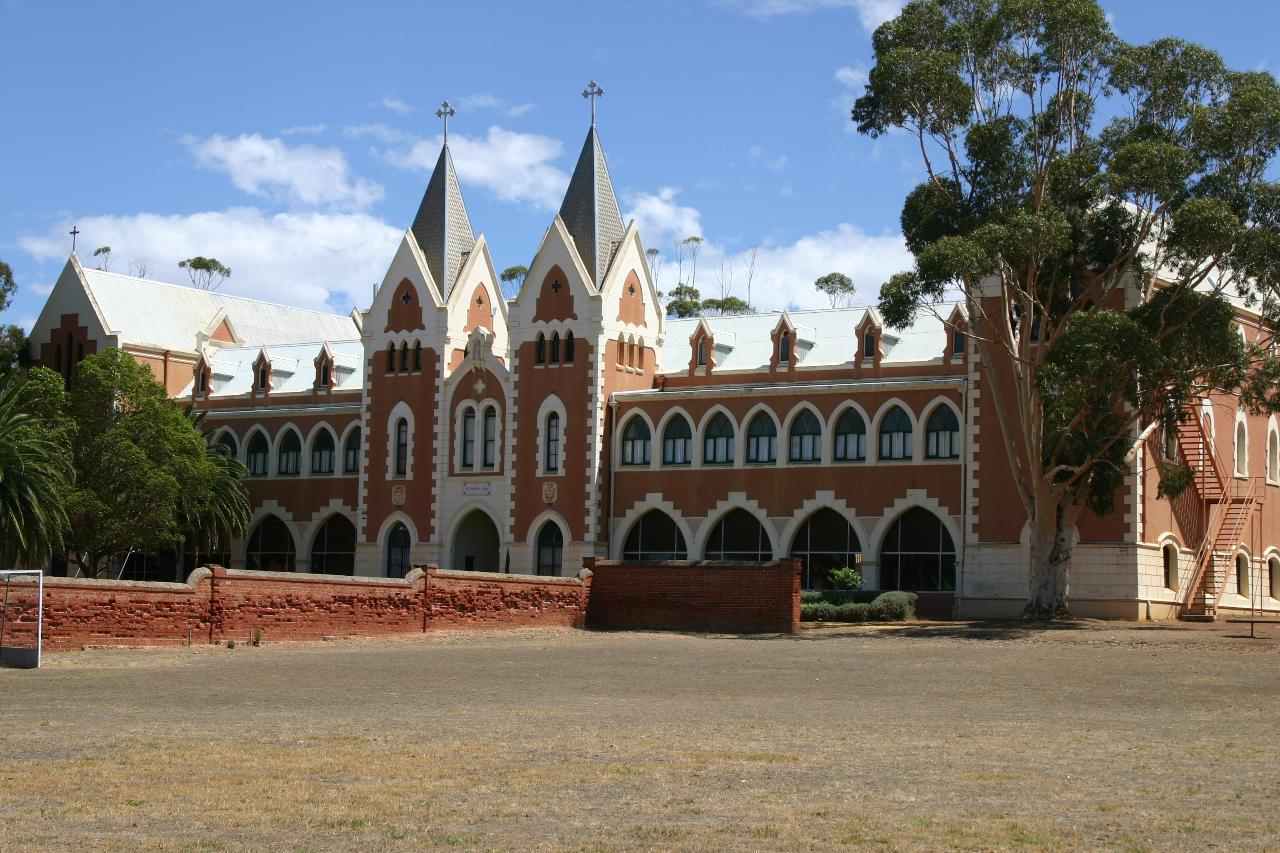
xmin=451 ymin=509 xmax=501 ymax=572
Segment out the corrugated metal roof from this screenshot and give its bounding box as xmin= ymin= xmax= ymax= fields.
xmin=193 ymin=339 xmax=364 ymax=397
xmin=410 ymin=144 xmax=475 ymax=299
xmin=558 ymin=126 xmax=624 ymax=287
xmin=82 ymin=269 xmax=359 ymax=353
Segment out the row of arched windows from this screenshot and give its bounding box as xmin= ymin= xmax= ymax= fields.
xmin=619 ymin=401 xmax=961 ymax=468
xmin=621 ymin=506 xmax=956 ymax=592
xmin=385 ymin=340 xmax=423 ymax=374
xmin=534 ymin=331 xmax=575 ymax=366
xmin=218 ymin=426 xmax=361 ymax=478
xmin=616 ymin=333 xmax=644 ymax=369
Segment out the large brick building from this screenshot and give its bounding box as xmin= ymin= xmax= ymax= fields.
xmin=28 ymin=115 xmax=1280 ymax=620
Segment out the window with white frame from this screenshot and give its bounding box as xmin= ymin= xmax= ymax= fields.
xmin=833 ymin=408 xmax=867 ymax=462
xmin=1268 ymin=429 xmax=1278 ymax=482
xmin=343 ymin=428 xmax=361 ymax=474
xmin=310 ymin=428 xmax=335 ymax=474
xmin=482 ymin=406 xmax=498 ymax=468
xmin=1162 ymin=543 xmax=1178 ymax=590
xmin=246 ymin=432 xmax=269 ymax=477
xmin=621 ymin=417 xmax=651 ymax=466
xmin=788 ymin=410 xmax=822 ymax=462
xmin=878 ymin=406 xmax=913 ymax=460
xmin=1235 ymin=418 xmax=1247 ymax=476
xmin=663 ymin=415 xmax=693 ymax=465
xmin=746 ymin=413 xmax=777 ymax=463
xmin=1236 ymin=552 xmax=1251 ymax=598
xmin=703 ymin=413 xmax=735 ymax=464
xmin=1270 ymin=555 xmax=1280 ymax=600
xmin=925 ymin=406 xmax=961 ymax=459
xmin=394 ymin=418 xmax=408 ymax=477
xmin=278 ymin=431 xmax=301 ymax=476
xmin=545 ymin=412 xmax=561 ymax=473
xmin=461 ymin=407 xmax=476 ymax=469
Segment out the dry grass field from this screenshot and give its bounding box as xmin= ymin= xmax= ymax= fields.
xmin=2 ymin=621 xmax=1279 ymax=851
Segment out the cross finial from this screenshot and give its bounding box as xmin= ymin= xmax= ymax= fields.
xmin=69 ymin=226 xmax=80 ymax=254
xmin=435 ymin=100 xmax=456 ymax=145
xmin=582 ymin=80 xmax=604 ymax=126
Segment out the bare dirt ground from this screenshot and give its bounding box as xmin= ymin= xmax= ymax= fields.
xmin=2 ymin=620 xmax=1279 ymax=851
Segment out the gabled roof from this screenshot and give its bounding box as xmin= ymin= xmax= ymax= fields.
xmin=410 ymin=143 xmax=476 ymax=300
xmin=189 ymin=339 xmax=364 ymax=397
xmin=558 ymin=125 xmax=625 ymax=287
xmin=79 ymin=267 xmax=359 ymax=353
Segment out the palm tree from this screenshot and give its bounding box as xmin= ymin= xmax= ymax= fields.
xmin=178 ymin=404 xmax=251 ymax=569
xmin=0 ymin=375 xmax=73 ymax=569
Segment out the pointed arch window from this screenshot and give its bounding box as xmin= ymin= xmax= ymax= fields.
xmin=245 ymin=516 xmax=295 ymax=572
xmin=256 ymin=364 xmax=270 ymax=392
xmin=1235 ymin=418 xmax=1248 ymax=476
xmin=310 ymin=428 xmax=335 ymax=474
xmin=545 ymin=412 xmax=561 ymax=473
xmin=1237 ymin=552 xmax=1251 ymax=598
xmin=1163 ymin=543 xmax=1179 ymax=591
xmin=704 ymin=509 xmax=771 ymax=562
xmin=880 ymin=507 xmax=956 ymax=591
xmin=703 ymin=413 xmax=735 ymax=465
xmin=310 ymin=515 xmax=356 ymax=575
xmin=394 ymin=418 xmax=408 ymax=477
xmin=662 ymin=415 xmax=693 ymax=466
xmin=617 ymin=333 xmax=626 ymax=366
xmin=925 ymin=406 xmax=961 ymax=459
xmin=621 ymin=417 xmax=651 ymax=466
xmin=834 ymin=408 xmax=867 ymax=461
xmin=386 ymin=522 xmax=411 ymax=579
xmin=623 ymin=510 xmax=687 ymax=561
xmin=536 ymin=522 xmax=564 ymax=577
xmin=952 ymin=329 xmax=966 ymax=356
xmin=778 ymin=331 xmax=792 ymax=364
xmin=246 ymin=432 xmax=269 ymax=476
xmin=535 ymin=333 xmax=546 ymax=365
xmin=278 ymin=431 xmax=301 ymax=476
xmin=746 ymin=413 xmax=778 ymax=464
xmin=790 ymin=509 xmax=861 ymax=590
xmin=862 ymin=331 xmax=877 ymax=362
xmin=564 ymin=331 xmax=575 ymax=363
xmin=696 ymin=338 xmax=707 ymax=367
xmin=215 ymin=431 xmax=238 ymax=460
xmin=878 ymin=406 xmax=913 ymax=460
xmin=399 ymin=341 xmax=409 ymax=372
xmin=788 ymin=410 xmax=822 ymax=462
xmin=1270 ymin=556 xmax=1280 ymax=600
xmin=461 ymin=406 xmax=477 ymax=469
xmin=413 ymin=341 xmax=422 ymax=372
xmin=343 ymin=427 xmax=361 ymax=474
xmin=1269 ymin=428 xmax=1279 ymax=483
xmin=386 ymin=343 xmax=396 ymax=373
xmin=550 ymin=332 xmax=561 ymax=364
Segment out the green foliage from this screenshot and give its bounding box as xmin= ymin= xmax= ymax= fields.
xmin=178 ymin=256 xmax=231 ymax=291
xmin=0 ymin=260 xmax=14 ymax=313
xmin=0 ymin=370 xmax=74 ymax=568
xmin=827 ymin=565 xmax=863 ymax=590
xmin=0 ymin=325 xmax=30 ymax=375
xmin=666 ymin=283 xmax=703 ymax=318
xmin=1156 ymin=462 xmax=1193 ymax=500
xmin=870 ymin=591 xmax=918 ymax=620
xmin=814 ymin=272 xmax=856 ymax=308
xmin=499 ymin=265 xmax=528 ymax=292
xmin=700 ymin=296 xmax=754 ymax=316
xmin=801 ymin=592 xmax=918 ymax=622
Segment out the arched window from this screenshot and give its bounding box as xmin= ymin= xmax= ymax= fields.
xmin=196 ymin=366 xmax=208 ymax=395
xmin=310 ymin=428 xmax=335 ymax=474
xmin=215 ymin=431 xmax=238 ymax=460
xmin=482 ymin=406 xmax=498 ymax=468
xmin=565 ymin=331 xmax=575 ymax=363
xmin=343 ymin=427 xmax=361 ymax=474
xmin=878 ymin=406 xmax=913 ymax=461
xmin=703 ymin=413 xmax=735 ymax=465
xmin=622 ymin=510 xmax=687 ymax=561
xmin=394 ymin=418 xmax=408 ymax=477
xmin=1270 ymin=556 xmax=1280 ymax=600
xmin=1237 ymin=552 xmax=1250 ymax=599
xmin=246 ymin=432 xmax=269 ymax=476
xmin=277 ymin=431 xmax=301 ymax=476
xmin=545 ymin=412 xmax=561 ymax=473
xmin=310 ymin=516 xmax=356 ymax=575
xmin=704 ymin=509 xmax=772 ymax=562
xmin=696 ymin=338 xmax=707 ymax=367
xmin=617 ymin=333 xmax=626 ymax=366
xmin=413 ymin=341 xmax=422 ymax=371
xmin=549 ymin=332 xmax=561 ymax=364
xmin=621 ymin=417 xmax=651 ymax=466
xmin=1235 ymin=418 xmax=1248 ymax=476
xmin=257 ymin=364 xmax=269 ymax=392
xmin=1269 ymin=429 xmax=1279 ymax=482
xmin=663 ymin=415 xmax=693 ymax=465
xmin=779 ymin=331 xmax=791 ymax=363
xmin=386 ymin=342 xmax=396 ymax=373
xmin=862 ymin=331 xmax=877 ymax=361
xmin=834 ymin=408 xmax=867 ymax=462
xmin=460 ymin=406 xmax=476 ymax=469
xmin=879 ymin=508 xmax=956 ymax=591
xmin=1163 ymin=543 xmax=1178 ymax=590
xmin=952 ymin=329 xmax=966 ymax=356
xmin=925 ymin=406 xmax=961 ymax=459
xmin=386 ymin=522 xmax=411 ymax=579
xmin=398 ymin=341 xmax=409 ymax=372
xmin=535 ymin=333 xmax=546 ymax=365
xmin=245 ymin=516 xmax=295 ymax=572
xmin=788 ymin=410 xmax=822 ymax=462
xmin=746 ymin=413 xmax=778 ymax=464
xmin=790 ymin=509 xmax=861 ymax=590
xmin=636 ymin=343 xmax=645 ymax=370
xmin=536 ymin=521 xmax=563 ymax=576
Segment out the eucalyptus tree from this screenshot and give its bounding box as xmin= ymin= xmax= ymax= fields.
xmin=854 ymin=0 xmax=1280 ymax=615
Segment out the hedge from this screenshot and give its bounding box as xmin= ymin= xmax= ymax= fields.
xmin=799 ymin=589 xmax=880 ymax=605
xmin=801 ymin=591 xmax=917 ymax=623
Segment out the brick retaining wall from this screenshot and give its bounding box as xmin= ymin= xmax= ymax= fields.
xmin=584 ymin=558 xmax=801 ymax=634
xmin=428 ymin=568 xmax=590 ymax=630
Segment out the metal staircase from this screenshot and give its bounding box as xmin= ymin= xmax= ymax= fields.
xmin=1175 ymin=410 xmax=1261 ymax=619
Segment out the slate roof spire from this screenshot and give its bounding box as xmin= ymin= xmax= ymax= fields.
xmin=410 ymin=101 xmax=475 ymax=299
xmin=559 ymin=84 xmax=625 ymax=287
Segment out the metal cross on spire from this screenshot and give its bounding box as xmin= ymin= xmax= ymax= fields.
xmin=435 ymin=100 xmax=456 ymax=145
xmin=582 ymin=80 xmax=604 ymax=126
xmin=69 ymin=225 xmax=80 ymax=254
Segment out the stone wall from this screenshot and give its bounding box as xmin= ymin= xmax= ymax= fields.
xmin=428 ymin=568 xmax=590 ymax=630
xmin=584 ymin=558 xmax=801 ymax=634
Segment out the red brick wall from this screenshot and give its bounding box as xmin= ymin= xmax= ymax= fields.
xmin=427 ymin=568 xmax=590 ymax=630
xmin=584 ymin=558 xmax=801 ymax=634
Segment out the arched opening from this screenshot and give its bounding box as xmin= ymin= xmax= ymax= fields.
xmin=386 ymin=342 xmax=396 ymax=373
xmin=246 ymin=431 xmax=269 ymax=476
xmin=1270 ymin=556 xmax=1280 ymax=600
xmin=544 ymin=412 xmax=561 ymax=473
xmin=394 ymin=418 xmax=408 ymax=477
xmin=788 ymin=409 xmax=822 ymax=463
xmin=622 ymin=510 xmax=687 ymax=561
xmin=412 ymin=340 xmax=422 ymax=371
xmin=1269 ymin=430 xmax=1279 ymax=481
xmin=746 ymin=412 xmax=777 ymax=464
xmin=621 ymin=417 xmax=651 ymax=466
xmin=278 ymin=430 xmax=301 ymax=476
xmin=1162 ymin=543 xmax=1178 ymax=591
xmin=536 ymin=521 xmax=564 ymax=576
xmin=549 ymin=332 xmax=561 ymax=364
xmin=452 ymin=510 xmax=500 ymax=572
xmin=833 ymin=408 xmax=867 ymax=462
xmin=703 ymin=413 xmax=735 ymax=464
xmin=565 ymin=331 xmax=575 ymax=363
xmin=1236 ymin=552 xmax=1250 ymax=599
xmin=482 ymin=406 xmax=498 ymax=468
xmin=778 ymin=331 xmax=791 ymax=363
xmin=399 ymin=341 xmax=409 ymax=372
xmin=878 ymin=406 xmax=913 ymax=460
xmin=925 ymin=406 xmax=960 ymax=459
xmin=535 ymin=333 xmax=546 ymax=365
xmin=245 ymin=516 xmax=296 ymax=572
xmin=214 ymin=431 xmax=238 ymax=460
xmin=310 ymin=516 xmax=356 ymax=575
xmin=790 ymin=509 xmax=861 ymax=590
xmin=879 ymin=508 xmax=956 ymax=591
xmin=310 ymin=428 xmax=335 ymax=474
xmin=1235 ymin=419 xmax=1248 ymax=476
xmin=704 ymin=509 xmax=772 ymax=562
xmin=343 ymin=427 xmax=361 ymax=474
xmin=386 ymin=522 xmax=412 ymax=579
xmin=460 ymin=406 xmax=477 ymax=469
xmin=662 ymin=415 xmax=693 ymax=465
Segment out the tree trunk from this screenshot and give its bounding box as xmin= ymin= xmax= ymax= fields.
xmin=1025 ymin=489 xmax=1081 ymax=618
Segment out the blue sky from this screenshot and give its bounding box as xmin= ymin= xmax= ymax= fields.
xmin=3 ymin=0 xmax=1278 ymax=329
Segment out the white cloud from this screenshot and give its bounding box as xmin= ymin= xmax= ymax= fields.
xmin=344 ymin=123 xmax=412 ymax=144
xmin=834 ymin=65 xmax=867 ymax=88
xmin=30 ymin=282 xmax=55 ymax=296
xmin=20 ymin=209 xmax=401 ymax=313
xmin=832 ymin=64 xmax=870 ymax=131
xmin=748 ymin=144 xmax=788 ymax=172
xmin=711 ymin=0 xmax=902 ymax=31
xmin=281 ymin=123 xmax=328 ymax=136
xmin=384 ymin=126 xmax=570 ymax=210
xmin=625 ymin=187 xmax=705 ymax=249
xmin=187 ymin=134 xmax=385 ymax=210
xmin=459 ymin=94 xmax=536 ymax=119
xmin=378 ymin=95 xmax=413 ymax=115
xmin=17 ymin=315 xmax=37 ymax=333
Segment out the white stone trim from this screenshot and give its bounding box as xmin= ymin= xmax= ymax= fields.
xmin=777 ymin=492 xmax=868 ymax=555
xmin=611 ymin=494 xmax=696 ymax=560
xmin=869 ymin=397 xmax=919 ymax=463
xmin=385 ymin=400 xmax=416 ymax=481
xmin=534 ymin=394 xmax=568 ymax=476
xmin=691 ymin=493 xmax=781 ymax=561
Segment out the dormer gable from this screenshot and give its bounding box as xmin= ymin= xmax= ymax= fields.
xmin=855 ymin=308 xmax=887 ymax=367
xmin=251 ymin=346 xmax=273 ymax=396
xmin=768 ymin=312 xmax=814 ymax=371
xmin=192 ymin=354 xmax=213 ymax=399
xmin=688 ymin=318 xmax=735 ymax=375
xmin=314 ymin=343 xmax=335 ymax=392
xmin=943 ymin=304 xmax=969 ymax=365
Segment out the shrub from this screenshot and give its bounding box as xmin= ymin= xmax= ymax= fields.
xmin=870 ymin=591 xmax=918 ymax=621
xmin=801 ymin=591 xmax=918 ymax=622
xmin=827 ymin=565 xmax=863 ymax=590
xmin=800 ymin=589 xmax=879 ymax=605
